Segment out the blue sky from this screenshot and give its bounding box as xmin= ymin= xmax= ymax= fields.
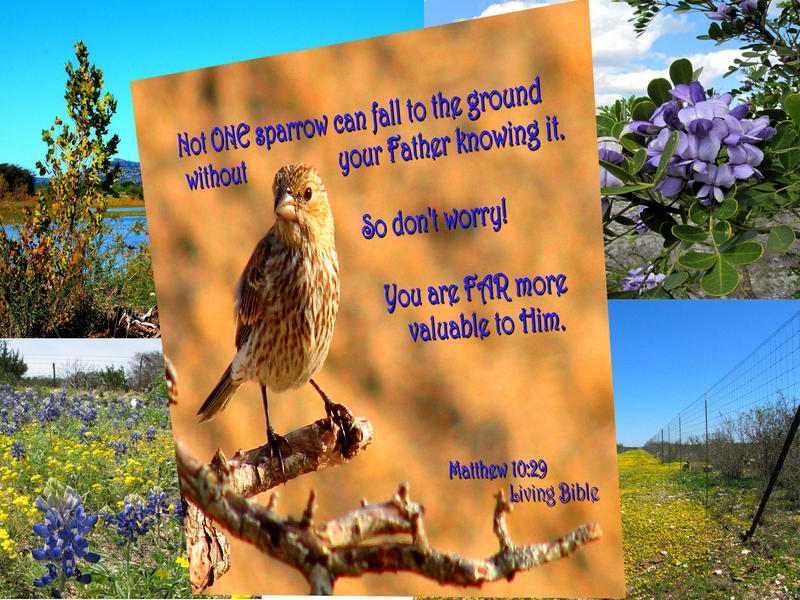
xmin=609 ymin=300 xmax=800 ymax=446
xmin=0 ymin=1 xmax=421 ymax=172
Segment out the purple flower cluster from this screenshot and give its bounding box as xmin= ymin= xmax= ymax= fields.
xmin=622 ymin=263 xmax=667 ymax=294
xmin=108 ymin=439 xmax=128 ymax=457
xmin=10 ymin=441 xmax=26 ymax=460
xmin=628 ymin=81 xmax=776 ymax=205
xmin=0 ymin=387 xmax=33 ymax=434
xmin=599 ymin=137 xmax=625 ymax=214
xmin=707 ymin=0 xmax=757 ymax=20
xmin=32 ymin=482 xmax=100 ymax=593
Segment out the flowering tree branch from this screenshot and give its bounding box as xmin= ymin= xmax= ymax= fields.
xmin=176 ymin=440 xmax=602 ymax=594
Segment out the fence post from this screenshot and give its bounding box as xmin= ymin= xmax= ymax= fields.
xmin=679 ymin=415 xmax=682 ymax=465
xmin=661 ymin=429 xmax=664 ymax=463
xmin=743 ymin=399 xmax=800 ymax=541
xmin=705 ymin=393 xmax=709 ymax=508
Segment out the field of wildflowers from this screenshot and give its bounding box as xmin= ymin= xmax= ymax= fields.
xmin=619 ymin=449 xmax=800 ymax=599
xmin=0 ymin=385 xmax=189 ymax=598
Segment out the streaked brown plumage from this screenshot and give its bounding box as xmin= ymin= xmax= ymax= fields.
xmin=198 ymin=163 xmax=340 ymax=471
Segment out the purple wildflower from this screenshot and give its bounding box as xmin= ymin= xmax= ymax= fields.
xmin=624 ymin=80 xmax=776 ymax=204
xmin=622 ymin=263 xmax=666 ymax=294
xmin=707 ymin=2 xmax=737 ymax=19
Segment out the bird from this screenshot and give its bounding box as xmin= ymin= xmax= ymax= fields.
xmin=197 ymin=163 xmax=340 ymax=480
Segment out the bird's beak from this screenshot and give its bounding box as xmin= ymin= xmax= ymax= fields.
xmin=274 ymin=191 xmax=298 ymax=222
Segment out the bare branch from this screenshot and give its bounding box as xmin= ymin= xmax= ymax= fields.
xmin=209 ymin=410 xmax=373 ymax=496
xmin=176 ymin=441 xmax=602 ymax=594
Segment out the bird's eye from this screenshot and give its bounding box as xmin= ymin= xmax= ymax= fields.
xmin=304 ymin=187 xmax=313 ymax=201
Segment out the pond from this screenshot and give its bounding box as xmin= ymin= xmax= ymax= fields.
xmin=2 ymin=206 xmax=149 ymax=258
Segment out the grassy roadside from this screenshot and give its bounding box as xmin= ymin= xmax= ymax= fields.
xmin=620 ymin=449 xmax=800 ymax=599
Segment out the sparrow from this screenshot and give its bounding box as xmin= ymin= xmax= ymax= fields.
xmin=197 ymin=163 xmax=340 ymax=480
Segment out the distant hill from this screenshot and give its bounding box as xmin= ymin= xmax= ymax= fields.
xmin=112 ymin=159 xmax=142 ymax=184
xmin=33 ymin=158 xmax=142 ymax=186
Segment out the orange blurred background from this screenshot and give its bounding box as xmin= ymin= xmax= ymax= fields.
xmin=132 ymin=1 xmax=625 ymax=596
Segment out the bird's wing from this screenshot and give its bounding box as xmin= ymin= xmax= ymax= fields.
xmin=234 ymin=232 xmax=276 ymax=350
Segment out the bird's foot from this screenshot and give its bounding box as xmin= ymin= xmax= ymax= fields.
xmin=267 ymin=427 xmax=287 ymax=485
xmin=309 ymin=379 xmax=358 ymax=457
xmin=323 ymin=396 xmax=359 ymax=457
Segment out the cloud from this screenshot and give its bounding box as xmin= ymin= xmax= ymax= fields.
xmin=476 ymin=1 xmax=745 ymax=106
xmin=480 ymin=0 xmax=690 ymax=67
xmin=476 ymin=0 xmax=697 ymax=104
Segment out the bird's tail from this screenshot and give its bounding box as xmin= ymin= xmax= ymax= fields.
xmin=197 ymin=363 xmax=239 ymax=422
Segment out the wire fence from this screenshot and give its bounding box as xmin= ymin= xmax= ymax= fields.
xmin=643 ymin=310 xmax=800 ymax=513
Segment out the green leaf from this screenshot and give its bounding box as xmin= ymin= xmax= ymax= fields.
xmin=672 ymin=224 xmax=708 ymax=243
xmin=632 ymin=100 xmax=658 ymax=122
xmin=701 ymin=258 xmax=739 ymax=296
xmin=719 ymin=230 xmax=758 ymax=253
xmin=689 ymin=201 xmax=709 ymax=225
xmin=615 ymin=215 xmax=635 ymax=226
xmin=722 ymin=241 xmax=763 ymax=265
xmin=596 ymin=114 xmax=616 ymax=135
xmin=712 ymin=197 xmax=738 ymax=219
xmin=647 ymin=78 xmax=673 ymax=105
xmin=654 ymin=130 xmax=679 ymax=182
xmin=766 ymin=225 xmax=795 ymax=253
xmin=784 ymin=93 xmax=800 ymax=128
xmin=602 ymin=183 xmax=654 ymax=195
xmin=599 ymin=159 xmax=634 ymax=184
xmin=669 ymin=58 xmax=693 ymax=85
xmin=630 ymin=148 xmax=647 ymax=175
xmin=712 ymin=220 xmax=731 ymax=245
xmin=611 ymin=122 xmax=626 ymax=138
xmin=678 ymin=251 xmax=717 ymax=270
xmin=648 ymin=286 xmax=671 ymax=299
xmin=608 ymin=291 xmax=638 ymax=299
xmin=620 ymin=132 xmax=645 ymax=152
xmin=662 ymin=271 xmax=688 ymax=290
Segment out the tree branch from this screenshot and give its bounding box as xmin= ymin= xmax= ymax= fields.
xmin=208 ymin=403 xmax=373 ymax=497
xmin=176 ymin=441 xmax=602 ymax=594
xmin=168 ymin=359 xmax=601 ymax=594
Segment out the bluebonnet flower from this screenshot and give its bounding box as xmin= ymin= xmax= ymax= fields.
xmin=145 ymin=489 xmax=172 ymax=524
xmin=622 ymin=263 xmax=666 ymax=294
xmin=172 ymin=500 xmax=184 ymax=524
xmin=98 ymin=508 xmax=116 ymax=529
xmin=113 ymin=496 xmax=151 ymax=546
xmin=10 ymin=441 xmax=26 ymax=460
xmin=108 ymin=439 xmax=128 ymax=457
xmin=1 ymin=423 xmax=19 ymax=436
xmin=32 ymin=479 xmax=100 ymax=593
xmin=74 ymin=405 xmax=97 ymax=427
xmin=77 ymin=426 xmax=94 ymax=444
xmin=627 ymin=80 xmax=776 ymax=205
xmin=130 ymin=431 xmax=143 ymax=446
xmin=145 ymin=426 xmax=157 ymax=442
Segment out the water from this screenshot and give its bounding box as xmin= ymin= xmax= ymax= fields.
xmin=2 ymin=206 xmax=149 ymax=259
xmin=104 ymin=207 xmax=149 ymax=248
